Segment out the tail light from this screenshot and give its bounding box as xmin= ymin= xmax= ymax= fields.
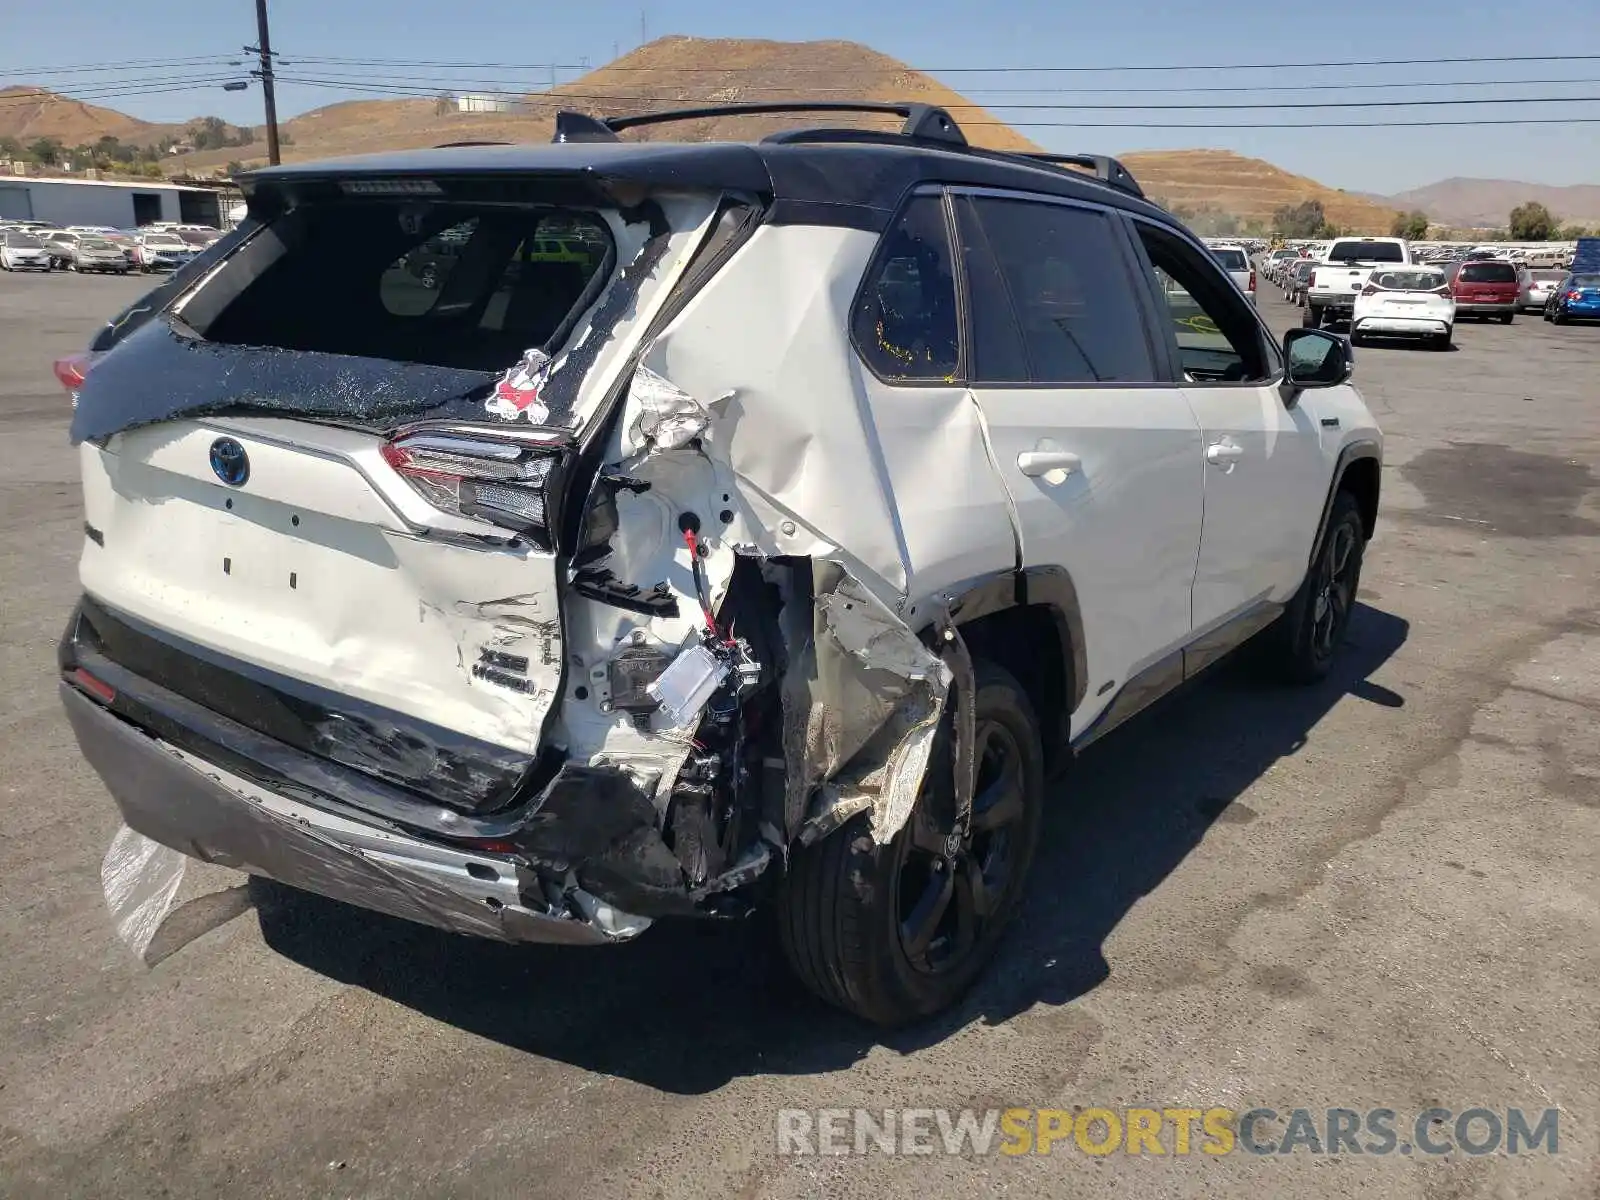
xmin=1248 ymin=269 xmax=1256 ymax=292
xmin=382 ymin=431 xmax=562 ymax=548
xmin=1569 ymin=291 xmax=1583 ymax=301
xmin=1432 ymin=284 xmax=1453 ymax=298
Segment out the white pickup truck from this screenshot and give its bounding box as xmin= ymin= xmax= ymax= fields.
xmin=1305 ymin=237 xmax=1412 ymax=329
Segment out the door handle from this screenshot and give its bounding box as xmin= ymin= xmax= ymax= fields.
xmin=1017 ymin=449 xmax=1082 ymax=478
xmin=1205 ymin=441 xmax=1244 ymax=465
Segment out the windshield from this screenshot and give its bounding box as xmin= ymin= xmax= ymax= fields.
xmin=1458 ymin=262 xmax=1518 ymax=283
xmin=81 ymin=239 xmax=116 ymax=251
xmin=145 ymin=235 xmax=186 ymax=248
xmin=177 ymin=229 xmax=217 ymax=245
xmin=1211 ymin=248 xmax=1248 ymax=270
xmin=4 ymin=233 xmax=43 ymax=248
xmin=1371 ymin=269 xmax=1444 ymax=291
xmin=1328 ymin=240 xmax=1406 ymax=264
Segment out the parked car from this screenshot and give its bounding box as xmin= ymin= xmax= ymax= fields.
xmin=1287 ymin=259 xmax=1316 ymax=307
xmin=1350 ymin=266 xmax=1455 ymax=349
xmin=42 ymin=231 xmax=81 ymax=269
xmin=175 ymin=228 xmax=222 ymax=249
xmin=98 ymin=231 xmax=139 ymax=265
xmin=0 ymin=230 xmax=53 ymax=271
xmin=1521 ymin=269 xmax=1567 ymax=312
xmin=1545 ymin=272 xmax=1600 ymax=323
xmin=1265 ymin=248 xmax=1301 ymax=284
xmin=1445 ymin=259 xmax=1519 ymax=323
xmin=64 ymin=236 xmax=132 ymax=274
xmin=55 ymin=103 xmax=1382 ymax=1025
xmin=133 ymin=231 xmax=198 ymax=272
xmin=1208 ymin=245 xmax=1256 ymax=306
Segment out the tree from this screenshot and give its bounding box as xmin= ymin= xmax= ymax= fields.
xmin=1556 ymin=223 xmax=1591 ymax=240
xmin=1391 ymin=210 xmax=1430 ymax=239
xmin=27 ymin=137 xmax=63 ymax=165
xmin=0 ymin=135 xmax=22 ymax=160
xmin=187 ymin=115 xmax=230 ymax=151
xmin=1272 ymin=198 xmax=1334 ymax=239
xmin=1508 ymin=201 xmax=1557 ymax=241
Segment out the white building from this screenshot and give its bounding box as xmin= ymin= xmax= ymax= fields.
xmin=0 ymin=176 xmax=227 ymax=228
xmin=456 ymin=93 xmax=512 ymax=113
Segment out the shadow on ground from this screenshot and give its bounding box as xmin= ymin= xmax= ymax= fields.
xmin=255 ymin=603 xmax=1409 ymax=1094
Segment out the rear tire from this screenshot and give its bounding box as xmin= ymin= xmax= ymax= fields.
xmin=1270 ymin=490 xmax=1365 ymax=685
xmin=1500 ymin=312 xmax=1514 ymax=325
xmin=777 ymin=661 xmax=1044 ymax=1025
xmin=1304 ymin=304 xmax=1323 ymax=329
xmin=1433 ymin=327 xmax=1452 ymax=350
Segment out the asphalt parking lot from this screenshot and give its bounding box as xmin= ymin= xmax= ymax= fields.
xmin=1 ymin=270 xmax=1597 ymax=1199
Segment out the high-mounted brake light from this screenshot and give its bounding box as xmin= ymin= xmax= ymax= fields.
xmin=338 ymin=178 xmax=444 ymax=196
xmin=382 ymin=432 xmax=560 ymax=546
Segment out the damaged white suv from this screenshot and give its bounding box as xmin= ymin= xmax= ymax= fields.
xmin=58 ymin=103 xmax=1381 ymax=1026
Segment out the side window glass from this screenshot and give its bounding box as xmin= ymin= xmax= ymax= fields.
xmin=961 ymin=197 xmax=1155 ymax=385
xmin=953 ymin=196 xmax=1029 ymax=383
xmin=853 ymin=196 xmax=959 ymax=381
xmin=1136 ymin=225 xmax=1270 ymax=383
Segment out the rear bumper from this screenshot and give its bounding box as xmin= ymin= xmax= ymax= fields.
xmin=1308 ymin=292 xmax=1356 ymax=311
xmin=1352 ymin=315 xmax=1449 ymax=337
xmin=1455 ymin=300 xmax=1516 ymax=315
xmin=61 ymin=682 xmax=647 ymax=946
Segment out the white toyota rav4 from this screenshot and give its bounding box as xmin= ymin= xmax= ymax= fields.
xmin=57 ymin=103 xmax=1382 ymax=1025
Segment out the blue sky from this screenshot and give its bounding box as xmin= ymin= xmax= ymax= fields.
xmin=3 ymin=0 xmax=1598 ymax=192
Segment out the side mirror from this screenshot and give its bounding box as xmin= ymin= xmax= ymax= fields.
xmin=1282 ymin=327 xmax=1353 ymax=392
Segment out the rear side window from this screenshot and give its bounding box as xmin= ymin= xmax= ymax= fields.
xmin=956 ymin=196 xmax=1154 ymax=385
xmin=853 ymin=196 xmax=960 ymax=382
xmin=1458 ymin=262 xmax=1518 ymax=283
xmin=200 ymin=202 xmax=613 ymax=371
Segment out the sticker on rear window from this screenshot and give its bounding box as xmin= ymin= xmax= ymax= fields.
xmin=485 ymin=348 xmax=553 ymax=423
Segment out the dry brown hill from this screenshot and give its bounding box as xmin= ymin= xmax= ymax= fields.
xmin=173 ymin=36 xmax=1039 ymax=171
xmin=0 ymin=85 xmax=179 ymax=147
xmin=1121 ymin=149 xmax=1399 ymax=233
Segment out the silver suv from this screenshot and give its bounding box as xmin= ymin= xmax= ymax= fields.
xmin=59 ymin=102 xmax=1381 ymax=1025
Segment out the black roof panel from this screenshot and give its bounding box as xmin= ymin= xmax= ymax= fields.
xmin=238 ymin=134 xmax=1171 ymax=232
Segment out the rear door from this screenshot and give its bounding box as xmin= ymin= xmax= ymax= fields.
xmin=953 ymin=191 xmax=1203 ymax=731
xmin=72 ymin=183 xmax=724 ymax=813
xmin=1126 ymin=217 xmax=1327 ymax=633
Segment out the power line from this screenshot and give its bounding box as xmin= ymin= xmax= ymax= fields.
xmin=0 ymin=55 xmax=237 ymax=76
xmin=0 ymin=79 xmax=246 ymax=108
xmin=252 ymin=65 xmax=1600 ymax=98
xmin=270 ymin=75 xmax=1600 ymax=112
xmin=269 ymin=76 xmax=1600 ymax=129
xmin=273 ymin=50 xmax=1600 ymax=74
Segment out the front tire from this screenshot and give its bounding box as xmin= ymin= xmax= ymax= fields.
xmin=1271 ymin=490 xmax=1365 ymax=685
xmin=777 ymin=661 xmax=1044 ymax=1025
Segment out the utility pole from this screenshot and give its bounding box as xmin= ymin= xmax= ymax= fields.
xmin=248 ymin=0 xmax=281 ymax=165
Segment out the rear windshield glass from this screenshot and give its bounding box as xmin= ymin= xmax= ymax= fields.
xmin=1531 ymin=270 xmax=1567 ymax=282
xmin=196 ymin=202 xmax=615 ymax=372
xmin=1572 ymin=274 xmax=1600 ymax=287
xmin=1211 ymin=248 xmax=1248 ymax=270
xmin=1458 ymin=262 xmax=1518 ymax=283
xmin=1328 ymin=240 xmax=1406 ymax=263
xmin=1372 ymin=269 xmax=1444 ymax=291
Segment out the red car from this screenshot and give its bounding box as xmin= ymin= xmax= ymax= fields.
xmin=1446 ymin=259 xmax=1520 ymax=323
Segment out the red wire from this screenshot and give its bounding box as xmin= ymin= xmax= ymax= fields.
xmin=683 ymin=529 xmax=719 ymax=635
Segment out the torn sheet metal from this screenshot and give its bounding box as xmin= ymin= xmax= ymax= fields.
xmin=784 ymin=561 xmax=952 ymax=845
xmin=623 ymin=364 xmax=711 ymax=455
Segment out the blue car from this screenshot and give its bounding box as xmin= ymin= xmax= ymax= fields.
xmin=1545 ymin=272 xmax=1600 ymax=324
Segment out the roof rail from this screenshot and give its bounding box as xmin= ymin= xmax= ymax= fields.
xmin=549 ymin=102 xmax=1145 ymax=201
xmin=554 ymin=101 xmax=967 ymax=147
xmin=1017 ymin=153 xmax=1144 ymax=199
